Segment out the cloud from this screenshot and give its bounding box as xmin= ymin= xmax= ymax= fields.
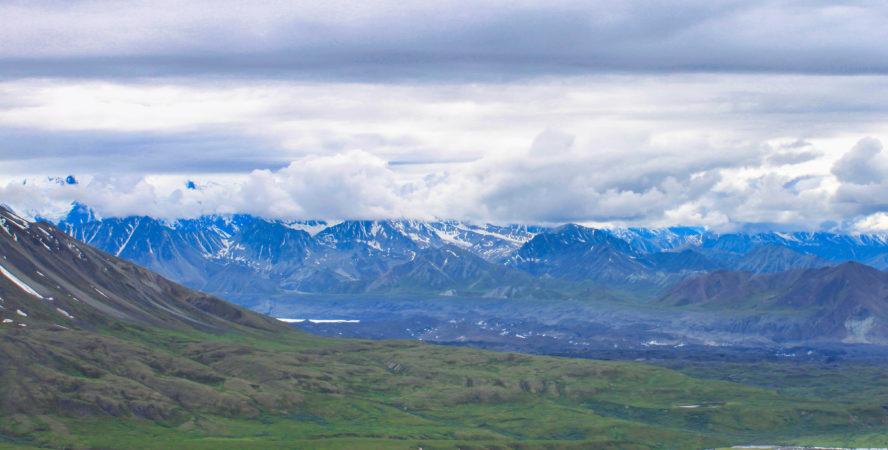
xmin=831 ymin=137 xmax=886 ymax=185
xmin=828 ymin=139 xmax=888 ymax=221
xmin=2 ymin=1 xmax=888 ymax=80
xmin=766 ymin=141 xmax=822 ymax=166
xmin=232 ymin=151 xmax=411 ymax=220
xmin=2 ymin=75 xmax=887 ymax=179
xmin=0 ymin=151 xmax=416 ymax=221
xmin=529 ymin=129 xmax=574 ymax=157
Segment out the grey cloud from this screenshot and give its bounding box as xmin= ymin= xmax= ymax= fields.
xmin=2 ymin=1 xmax=888 ymax=80
xmin=832 ymin=182 xmax=888 ymax=217
xmin=831 ymin=137 xmax=885 ymax=185
xmin=529 ymin=130 xmax=574 ymax=157
xmin=767 ymin=150 xmax=822 ymax=166
xmin=782 ymin=175 xmax=823 ymax=193
xmin=0 ymin=128 xmax=288 ymax=174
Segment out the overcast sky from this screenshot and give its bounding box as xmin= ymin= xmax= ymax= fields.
xmin=2 ymin=1 xmax=888 ymax=231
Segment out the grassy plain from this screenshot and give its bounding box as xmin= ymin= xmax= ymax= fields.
xmin=3 ymin=323 xmax=888 ymax=449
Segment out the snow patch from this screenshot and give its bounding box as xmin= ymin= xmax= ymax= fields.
xmin=0 ymin=263 xmax=44 ymax=298
xmin=115 ymin=219 xmax=141 ymax=256
xmin=333 ymin=268 xmax=357 ymax=281
xmin=2 ymin=211 xmax=29 ymax=229
xmin=276 ymin=318 xmax=360 ymax=323
xmin=0 ymin=219 xmax=12 ymax=236
xmin=56 ymin=308 xmax=74 ymax=319
xmin=283 ymin=221 xmax=332 ymax=236
xmin=309 ymin=319 xmax=360 ymax=323
xmin=16 ymin=309 xmax=28 ymax=317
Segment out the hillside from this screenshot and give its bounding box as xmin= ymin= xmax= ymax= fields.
xmin=4 ymin=205 xmax=888 ymax=447
xmin=657 ymin=262 xmax=888 ymax=343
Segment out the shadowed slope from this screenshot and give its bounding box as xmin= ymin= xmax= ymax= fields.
xmin=0 ymin=206 xmax=288 ymax=334
xmin=657 ymin=262 xmax=888 ymax=343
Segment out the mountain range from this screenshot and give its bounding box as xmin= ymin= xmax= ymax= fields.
xmin=54 ymin=204 xmax=888 ymax=300
xmin=35 ymin=203 xmax=888 ymax=348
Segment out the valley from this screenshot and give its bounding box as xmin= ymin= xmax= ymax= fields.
xmin=3 ymin=205 xmax=888 ymax=448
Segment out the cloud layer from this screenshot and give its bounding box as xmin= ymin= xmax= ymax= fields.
xmin=3 ymin=134 xmax=888 ymax=232
xmin=3 ymin=1 xmax=888 ymax=80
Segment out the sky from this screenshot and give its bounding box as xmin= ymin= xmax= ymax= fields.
xmin=2 ymin=1 xmax=888 ymax=231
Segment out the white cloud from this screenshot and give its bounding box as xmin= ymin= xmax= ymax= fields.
xmin=850 ymin=212 xmax=888 ymax=233
xmin=0 ymin=151 xmax=417 ymax=221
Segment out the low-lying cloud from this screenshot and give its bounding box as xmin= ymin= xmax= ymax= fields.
xmin=3 ymin=137 xmax=888 ymax=232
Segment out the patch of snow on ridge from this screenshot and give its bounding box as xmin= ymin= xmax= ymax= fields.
xmin=1 ymin=211 xmax=29 ymax=229
xmin=276 ymin=318 xmax=360 ymax=323
xmin=0 ymin=264 xmax=44 ymax=298
xmin=56 ymin=308 xmax=74 ymax=319
xmin=115 ymin=219 xmax=141 ymax=256
xmin=464 ymin=223 xmax=533 ymax=243
xmin=308 ymin=319 xmax=360 ymax=323
xmin=362 ymin=240 xmax=383 ymax=251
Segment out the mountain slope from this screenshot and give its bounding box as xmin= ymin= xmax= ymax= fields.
xmin=734 ymin=244 xmax=834 ymax=273
xmin=512 ymin=224 xmax=649 ymax=282
xmin=657 ymin=262 xmax=888 ymax=343
xmin=366 ymin=245 xmax=564 ymax=298
xmin=700 ymin=231 xmax=888 ymax=268
xmin=1 ymin=206 xmax=283 ymax=333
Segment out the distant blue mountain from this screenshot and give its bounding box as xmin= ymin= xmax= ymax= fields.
xmin=55 ymin=205 xmax=545 ymax=297
xmin=52 ymin=204 xmax=888 ymax=297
